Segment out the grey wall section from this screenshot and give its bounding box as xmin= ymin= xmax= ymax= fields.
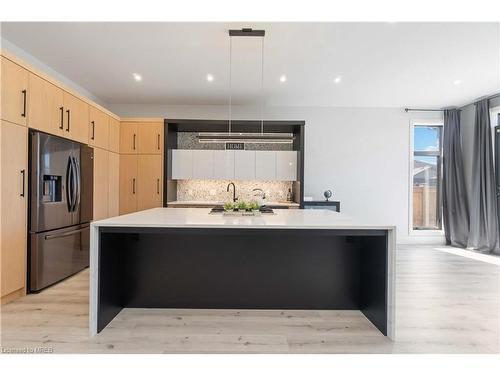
xmin=0 ymin=37 xmax=108 ymax=107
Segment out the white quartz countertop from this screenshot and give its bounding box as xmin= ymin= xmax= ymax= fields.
xmin=167 ymin=200 xmax=300 ymax=207
xmin=92 ymin=207 xmax=395 ymax=230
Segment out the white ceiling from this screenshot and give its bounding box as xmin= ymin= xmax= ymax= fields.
xmin=1 ymin=22 xmax=499 ymax=108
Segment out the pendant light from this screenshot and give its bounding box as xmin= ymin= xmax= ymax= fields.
xmin=198 ymin=28 xmax=294 ymax=144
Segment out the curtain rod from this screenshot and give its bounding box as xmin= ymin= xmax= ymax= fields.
xmin=404 ymin=108 xmax=444 ymax=112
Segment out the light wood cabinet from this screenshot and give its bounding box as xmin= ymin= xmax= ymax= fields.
xmin=138 ymin=122 xmax=163 ymax=154
xmin=137 ymin=154 xmax=163 ymax=210
xmin=120 ymin=122 xmax=138 ymax=154
xmin=108 ymin=117 xmax=120 ymax=153
xmin=92 ymin=147 xmax=109 ymax=221
xmin=1 ymin=121 xmax=27 ymax=300
xmin=63 ymin=92 xmax=89 ymax=144
xmin=119 ymin=154 xmax=138 ymax=214
xmin=108 ymin=152 xmax=120 ymax=217
xmin=1 ymin=57 xmax=28 ymax=126
xmin=88 ymin=106 xmax=109 ymax=150
xmin=28 ymin=73 xmax=64 ymax=136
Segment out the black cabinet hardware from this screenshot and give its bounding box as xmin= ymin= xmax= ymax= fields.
xmin=59 ymin=107 xmax=64 ymax=129
xmin=157 ymin=134 xmax=160 ymax=150
xmin=133 ymin=134 xmax=136 ymax=150
xmin=66 ymin=110 xmax=70 ymax=132
xmin=21 ymin=90 xmax=27 ymax=117
xmin=132 ymin=178 xmax=136 ymax=194
xmin=20 ymin=169 xmax=25 ymax=197
xmin=157 ymin=178 xmax=160 ymax=194
xmin=91 ymin=121 xmax=95 ymax=140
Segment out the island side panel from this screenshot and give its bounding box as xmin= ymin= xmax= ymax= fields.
xmin=89 ymin=224 xmax=99 ymax=336
xmin=359 ymin=232 xmax=389 ymax=336
xmin=96 ymin=228 xmax=134 ymax=333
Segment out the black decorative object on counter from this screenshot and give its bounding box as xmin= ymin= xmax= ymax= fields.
xmin=324 ymin=189 xmax=333 ymax=201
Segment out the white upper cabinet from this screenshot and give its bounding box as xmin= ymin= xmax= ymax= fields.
xmin=213 ymin=150 xmax=235 ymax=180
xmin=171 ymin=149 xmax=297 ymax=181
xmin=171 ymin=149 xmax=193 ymax=179
xmin=276 ymin=151 xmax=297 ymax=181
xmin=255 ymin=151 xmax=276 ymax=180
xmin=192 ymin=150 xmax=214 ymax=179
xmin=234 ymin=150 xmax=256 ymax=180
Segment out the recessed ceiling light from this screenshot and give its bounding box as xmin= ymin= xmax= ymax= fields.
xmin=453 ymin=79 xmax=462 ymax=85
xmin=279 ymin=75 xmax=287 ymax=83
xmin=206 ymin=74 xmax=214 ymax=82
xmin=132 ymin=73 xmax=142 ymax=82
xmin=334 ymin=75 xmax=342 ymax=84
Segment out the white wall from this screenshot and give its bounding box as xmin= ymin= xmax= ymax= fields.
xmin=110 ymin=103 xmax=444 ymax=244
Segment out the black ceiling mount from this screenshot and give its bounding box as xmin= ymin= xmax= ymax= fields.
xmin=229 ymin=28 xmax=265 ymax=37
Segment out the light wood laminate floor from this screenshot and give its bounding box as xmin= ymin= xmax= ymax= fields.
xmin=1 ymin=245 xmax=499 ymax=354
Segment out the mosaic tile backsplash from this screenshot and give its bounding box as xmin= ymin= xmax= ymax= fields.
xmin=176 ymin=180 xmax=294 ymax=203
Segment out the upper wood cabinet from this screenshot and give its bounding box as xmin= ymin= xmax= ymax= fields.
xmin=108 ymin=117 xmax=120 ymax=153
xmin=108 ymin=152 xmax=120 ymax=217
xmin=63 ymin=92 xmax=89 ymax=144
xmin=137 ymin=154 xmax=163 ymax=210
xmin=28 ymin=73 xmax=64 ymax=136
xmin=1 ymin=121 xmax=27 ymax=299
xmin=119 ymin=154 xmax=138 ymax=214
xmin=1 ymin=57 xmax=28 ymax=127
xmin=138 ymin=122 xmax=163 ymax=154
xmin=88 ymin=106 xmax=109 ymax=150
xmin=120 ymin=122 xmax=138 ymax=154
xmin=92 ymin=147 xmax=109 ymax=221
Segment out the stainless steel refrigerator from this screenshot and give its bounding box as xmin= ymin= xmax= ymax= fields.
xmin=28 ymin=130 xmax=93 ymax=292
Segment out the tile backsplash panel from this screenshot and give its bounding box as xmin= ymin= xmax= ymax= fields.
xmin=176 ymin=180 xmax=293 ymax=203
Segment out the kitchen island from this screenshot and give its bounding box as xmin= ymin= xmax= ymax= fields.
xmin=90 ymin=208 xmax=395 ymax=338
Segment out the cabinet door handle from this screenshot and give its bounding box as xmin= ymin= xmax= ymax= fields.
xmin=157 ymin=134 xmax=160 ymax=150
xmin=66 ymin=110 xmax=70 ymax=132
xmin=21 ymin=90 xmax=27 ymax=117
xmin=91 ymin=121 xmax=95 ymax=140
xmin=132 ymin=178 xmax=136 ymax=194
xmin=59 ymin=107 xmax=64 ymax=129
xmin=157 ymin=178 xmax=160 ymax=194
xmin=133 ymin=134 xmax=136 ymax=150
xmin=20 ymin=169 xmax=25 ymax=197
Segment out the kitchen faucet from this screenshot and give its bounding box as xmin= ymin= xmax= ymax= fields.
xmin=252 ymin=188 xmax=266 ymax=199
xmin=227 ymin=182 xmax=238 ymax=203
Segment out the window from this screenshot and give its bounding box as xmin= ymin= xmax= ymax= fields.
xmin=412 ymin=124 xmax=443 ymax=230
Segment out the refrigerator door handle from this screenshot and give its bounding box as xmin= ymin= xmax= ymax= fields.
xmin=66 ymin=156 xmax=74 ymax=212
xmin=73 ymin=156 xmax=81 ymax=210
xmin=44 ymin=226 xmax=89 ymax=241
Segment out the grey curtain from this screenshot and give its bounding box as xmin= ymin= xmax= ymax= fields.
xmin=442 ymin=109 xmax=469 ymax=247
xmin=467 ymin=99 xmax=499 ymax=253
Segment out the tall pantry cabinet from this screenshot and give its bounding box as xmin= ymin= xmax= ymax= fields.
xmin=119 ymin=120 xmax=164 ymax=214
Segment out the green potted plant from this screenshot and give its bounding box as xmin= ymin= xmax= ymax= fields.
xmin=236 ymin=200 xmax=248 ymax=211
xmin=223 ymin=202 xmax=234 ymax=212
xmin=249 ymin=200 xmax=260 ymax=212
